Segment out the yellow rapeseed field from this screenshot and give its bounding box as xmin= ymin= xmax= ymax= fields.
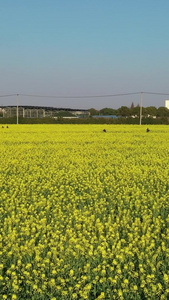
xmin=0 ymin=124 xmax=169 ymax=299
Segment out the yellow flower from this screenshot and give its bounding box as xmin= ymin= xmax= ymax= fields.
xmin=164 ymin=274 xmax=169 ymax=282
xmin=70 ymin=269 xmax=74 ymax=276
xmin=97 ymin=292 xmax=105 ymax=299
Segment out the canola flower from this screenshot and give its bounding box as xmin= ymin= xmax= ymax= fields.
xmin=0 ymin=124 xmax=169 ymax=299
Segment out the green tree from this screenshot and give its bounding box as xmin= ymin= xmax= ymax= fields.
xmin=56 ymin=111 xmax=74 ymax=117
xmin=130 ymin=102 xmax=135 ymax=109
xmin=99 ymin=107 xmax=117 ymax=115
xmin=131 ymin=106 xmax=140 ymax=117
xmin=89 ymin=108 xmax=99 ymax=116
xmin=117 ymin=106 xmax=131 ymax=117
xmin=144 ymin=106 xmax=157 ymax=117
xmin=157 ymin=107 xmax=169 ymax=117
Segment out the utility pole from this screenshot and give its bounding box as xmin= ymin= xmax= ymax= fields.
xmin=139 ymin=92 xmax=143 ymax=125
xmin=17 ymin=94 xmax=19 ymax=124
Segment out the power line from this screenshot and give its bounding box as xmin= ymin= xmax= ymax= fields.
xmin=20 ymin=92 xmax=141 ymax=99
xmin=143 ymin=92 xmax=169 ymax=96
xmin=0 ymin=94 xmax=17 ymax=97
xmin=1 ymin=91 xmax=169 ymax=99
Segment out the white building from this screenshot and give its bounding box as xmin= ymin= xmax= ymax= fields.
xmin=165 ymin=100 xmax=169 ymax=109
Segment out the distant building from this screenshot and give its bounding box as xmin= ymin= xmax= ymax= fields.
xmin=92 ymin=115 xmax=119 ymax=119
xmin=165 ymin=100 xmax=169 ymax=109
xmin=0 ymin=106 xmax=90 ymax=118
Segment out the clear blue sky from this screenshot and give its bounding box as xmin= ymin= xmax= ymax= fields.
xmin=1 ymin=0 xmax=169 ymax=109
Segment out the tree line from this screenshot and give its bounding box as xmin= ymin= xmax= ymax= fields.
xmin=1 ymin=104 xmax=169 ymax=124
xmin=89 ymin=105 xmax=169 ymax=118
